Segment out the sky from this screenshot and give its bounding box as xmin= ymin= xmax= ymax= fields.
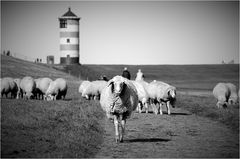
xmin=1 ymin=1 xmax=239 ymax=64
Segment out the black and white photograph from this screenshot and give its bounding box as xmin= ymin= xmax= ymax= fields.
xmin=1 ymin=0 xmax=239 ymax=158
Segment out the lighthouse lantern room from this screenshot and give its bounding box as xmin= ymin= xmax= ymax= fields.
xmin=59 ymin=8 xmax=80 ymax=65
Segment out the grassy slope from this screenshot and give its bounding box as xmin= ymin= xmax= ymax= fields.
xmin=86 ymin=64 xmax=239 ymax=90
xmin=1 ymin=55 xmax=104 ymax=157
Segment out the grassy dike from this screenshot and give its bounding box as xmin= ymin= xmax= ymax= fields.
xmin=1 ymin=55 xmax=105 ymax=157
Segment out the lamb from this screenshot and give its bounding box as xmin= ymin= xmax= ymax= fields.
xmin=20 ymin=76 xmax=37 ymax=99
xmin=147 ymin=80 xmax=176 ymax=115
xmin=225 ymin=83 xmax=238 ymax=105
xmin=82 ymin=80 xmax=108 ymax=100
xmin=100 ymin=75 xmax=138 ymax=143
xmin=14 ymin=78 xmax=22 ymax=99
xmin=131 ymin=80 xmax=150 ymax=113
xmin=1 ymin=77 xmax=18 ymax=98
xmin=212 ymin=82 xmax=230 ymax=108
xmin=45 ymin=78 xmax=68 ymax=100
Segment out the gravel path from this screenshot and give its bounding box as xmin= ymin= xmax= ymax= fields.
xmin=95 ymin=108 xmax=239 ymax=158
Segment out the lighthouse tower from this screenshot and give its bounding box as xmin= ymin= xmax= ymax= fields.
xmin=59 ymin=8 xmax=80 ymax=65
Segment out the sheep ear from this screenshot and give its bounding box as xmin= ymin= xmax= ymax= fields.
xmin=108 ymin=81 xmax=114 ymax=92
xmin=167 ymin=90 xmax=170 ymax=96
xmin=120 ymin=82 xmax=127 ymax=96
xmin=108 ymin=80 xmax=113 ymax=86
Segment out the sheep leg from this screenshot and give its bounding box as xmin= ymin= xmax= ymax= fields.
xmin=138 ymin=103 xmax=142 ymax=113
xmin=159 ymin=102 xmax=163 ymax=115
xmin=119 ymin=115 xmax=125 ymax=143
xmin=114 ymin=115 xmax=120 ymax=143
xmin=216 ymin=101 xmax=221 ymax=108
xmin=136 ymin=103 xmax=139 ymax=112
xmin=144 ymin=102 xmax=149 ymax=114
xmin=16 ymin=91 xmax=19 ymax=99
xmin=166 ymin=101 xmax=171 ymax=115
xmin=152 ymin=103 xmax=158 ymax=115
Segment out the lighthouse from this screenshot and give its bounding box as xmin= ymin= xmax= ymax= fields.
xmin=59 ymin=8 xmax=80 ymax=65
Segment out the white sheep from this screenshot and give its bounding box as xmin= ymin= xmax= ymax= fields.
xmin=79 ymin=80 xmax=91 ymax=95
xmin=20 ymin=76 xmax=36 ymax=99
xmin=147 ymin=80 xmax=176 ymax=115
xmin=45 ymin=78 xmax=68 ymax=100
xmin=14 ymin=78 xmax=22 ymax=99
xmin=1 ymin=77 xmax=18 ymax=98
xmin=100 ymin=75 xmax=138 ymax=143
xmin=131 ymin=80 xmax=150 ymax=113
xmin=213 ymin=82 xmax=230 ymax=108
xmin=34 ymin=78 xmax=43 ymax=99
xmin=81 ymin=80 xmax=107 ymax=100
xmin=37 ymin=77 xmax=53 ymax=100
xmin=225 ymin=83 xmax=238 ymax=105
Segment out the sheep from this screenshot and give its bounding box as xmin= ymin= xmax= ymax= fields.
xmin=213 ymin=82 xmax=230 ymax=108
xmin=225 ymin=83 xmax=238 ymax=105
xmin=147 ymin=80 xmax=176 ymax=115
xmin=36 ymin=77 xmax=53 ymax=100
xmin=34 ymin=78 xmax=43 ymax=99
xmin=1 ymin=77 xmax=18 ymax=98
xmin=100 ymin=75 xmax=138 ymax=143
xmin=45 ymin=78 xmax=68 ymax=100
xmin=79 ymin=80 xmax=91 ymax=99
xmin=81 ymin=80 xmax=107 ymax=100
xmin=14 ymin=78 xmax=22 ymax=99
xmin=20 ymin=76 xmax=36 ymax=99
xmin=131 ymin=80 xmax=150 ymax=113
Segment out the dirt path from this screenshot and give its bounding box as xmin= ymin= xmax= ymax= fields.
xmin=95 ymin=108 xmax=239 ymax=158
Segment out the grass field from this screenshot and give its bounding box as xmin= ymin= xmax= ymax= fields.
xmin=1 ymin=55 xmax=239 ymax=157
xmin=86 ymin=64 xmax=239 ymax=91
xmin=1 ymin=55 xmax=105 ymax=157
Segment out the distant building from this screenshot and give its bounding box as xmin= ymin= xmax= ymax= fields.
xmin=59 ymin=8 xmax=80 ymax=65
xmin=47 ymin=55 xmax=54 ymax=64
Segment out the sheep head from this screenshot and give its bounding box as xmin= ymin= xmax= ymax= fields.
xmin=108 ymin=76 xmax=126 ymax=96
xmin=167 ymin=88 xmax=176 ymax=99
xmin=228 ymin=96 xmax=238 ymax=105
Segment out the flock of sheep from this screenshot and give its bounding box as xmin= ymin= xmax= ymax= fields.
xmin=1 ymin=69 xmax=239 ymax=143
xmin=0 ymin=76 xmax=67 ymax=100
xmin=78 ymin=70 xmax=239 ymax=143
xmin=79 ymin=71 xmax=177 ymax=143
